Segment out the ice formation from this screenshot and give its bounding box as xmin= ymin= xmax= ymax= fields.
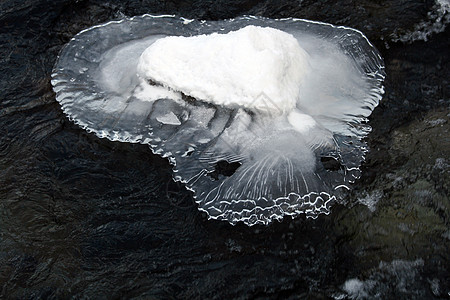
xmin=137 ymin=25 xmax=310 ymax=112
xmin=51 ymin=15 xmax=385 ymax=226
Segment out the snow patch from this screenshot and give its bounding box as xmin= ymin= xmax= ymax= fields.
xmin=138 ymin=25 xmax=310 ymax=112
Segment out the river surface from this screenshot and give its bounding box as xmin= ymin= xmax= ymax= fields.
xmin=0 ymin=0 xmax=449 ymax=298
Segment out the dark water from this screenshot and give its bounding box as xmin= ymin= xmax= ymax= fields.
xmin=0 ymin=0 xmax=449 ymax=298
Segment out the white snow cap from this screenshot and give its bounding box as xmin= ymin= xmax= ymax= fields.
xmin=137 ymin=25 xmax=311 ymax=112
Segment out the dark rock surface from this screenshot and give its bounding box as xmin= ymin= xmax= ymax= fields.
xmin=0 ymin=0 xmax=448 ymax=298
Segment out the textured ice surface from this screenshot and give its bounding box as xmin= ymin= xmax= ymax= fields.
xmin=51 ymin=15 xmax=385 ymax=226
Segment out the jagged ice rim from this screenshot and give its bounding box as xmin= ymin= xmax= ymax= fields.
xmin=51 ymin=14 xmax=386 ymax=226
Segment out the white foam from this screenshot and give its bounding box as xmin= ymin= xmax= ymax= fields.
xmin=391 ymin=0 xmax=450 ymax=43
xmin=357 ymin=190 xmax=383 ymax=212
xmin=343 ymin=259 xmax=425 ymax=299
xmin=137 ymin=25 xmax=311 ymax=112
xmin=343 ymin=278 xmax=368 ymax=299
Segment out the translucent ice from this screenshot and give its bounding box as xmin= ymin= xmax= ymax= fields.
xmin=51 ymin=15 xmax=385 ymax=226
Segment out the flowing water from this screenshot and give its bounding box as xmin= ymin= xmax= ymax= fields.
xmin=0 ymin=0 xmax=448 ymax=298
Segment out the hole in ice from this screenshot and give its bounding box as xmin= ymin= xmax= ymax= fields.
xmin=208 ymin=160 xmax=242 ymax=181
xmin=51 ymin=15 xmax=385 ymax=226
